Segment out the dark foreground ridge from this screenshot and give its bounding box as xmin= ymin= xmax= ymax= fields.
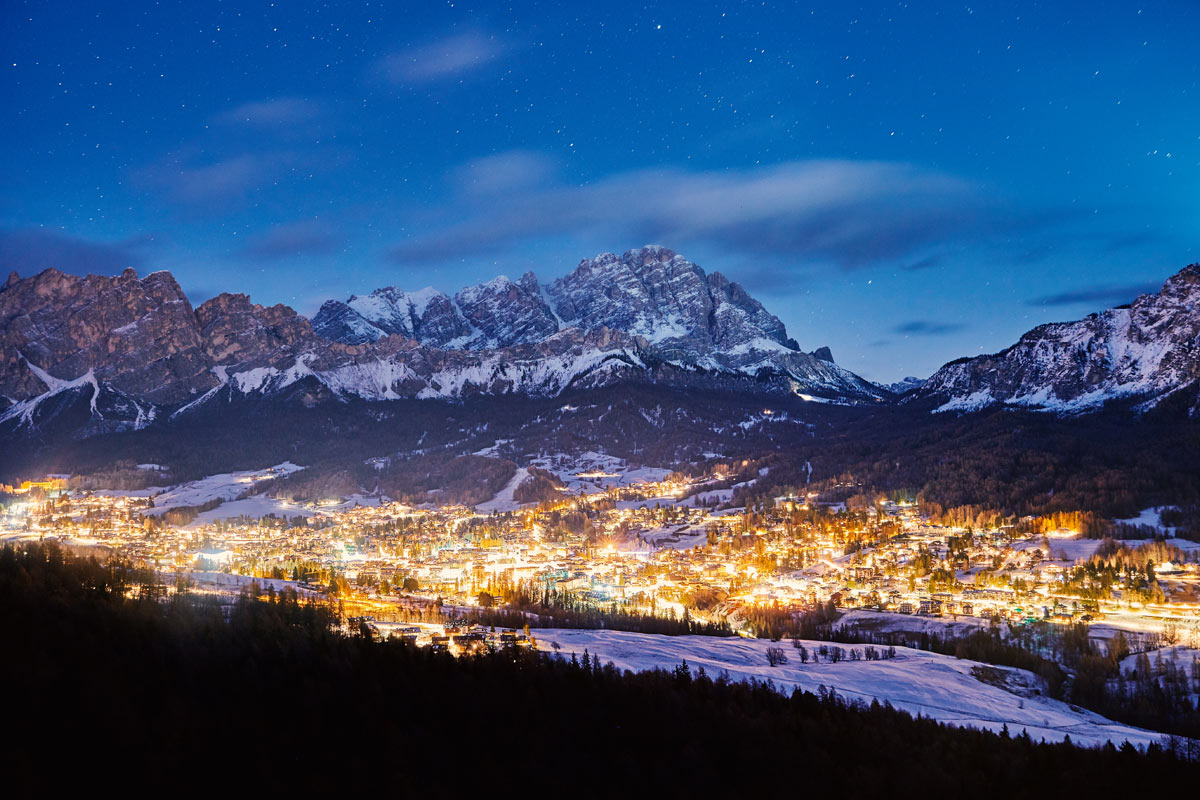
xmin=3 ymin=542 xmax=1195 ymax=795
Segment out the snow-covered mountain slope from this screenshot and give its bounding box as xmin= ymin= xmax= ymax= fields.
xmin=532 ymin=628 xmax=1163 ymax=748
xmin=916 ymin=264 xmax=1200 ymax=415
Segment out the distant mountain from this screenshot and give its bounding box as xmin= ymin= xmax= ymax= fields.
xmin=312 ymin=246 xmax=884 ymax=401
xmin=884 ymin=376 xmax=926 ymax=395
xmin=915 ymin=264 xmax=1200 ymax=415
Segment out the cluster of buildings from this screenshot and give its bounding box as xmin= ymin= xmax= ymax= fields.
xmin=3 ymin=464 xmax=1198 ymax=634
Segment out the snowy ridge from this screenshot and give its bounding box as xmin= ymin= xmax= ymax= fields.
xmin=1 ymin=354 xmax=102 ymax=427
xmin=920 ymin=264 xmax=1200 ymax=414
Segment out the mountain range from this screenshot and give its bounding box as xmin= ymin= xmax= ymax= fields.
xmin=1 ymin=248 xmax=1198 ymax=469
xmin=0 ymin=246 xmax=884 ymax=432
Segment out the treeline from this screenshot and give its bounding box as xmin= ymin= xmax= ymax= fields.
xmin=1057 ymin=539 xmax=1194 ymax=603
xmin=67 ymin=460 xmax=167 ymax=491
xmin=1067 ymin=630 xmax=1200 ymax=740
xmin=4 ymin=542 xmax=1197 ymax=794
xmin=512 ymin=465 xmax=565 ymax=504
xmin=480 ymin=581 xmax=732 ymax=636
xmin=444 ymin=601 xmax=732 ymax=637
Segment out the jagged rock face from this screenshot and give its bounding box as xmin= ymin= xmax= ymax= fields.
xmin=310 ymin=300 xmax=384 ymax=345
xmin=312 ymin=286 xmax=476 ymax=347
xmin=0 ymin=267 xmax=212 ymax=404
xmin=0 ymin=267 xmax=655 ymax=417
xmin=918 ymin=265 xmax=1200 ymax=413
xmin=546 ymin=246 xmax=794 ymax=362
xmin=314 ymin=246 xmax=799 ymax=362
xmin=412 ymin=292 xmax=476 ymax=346
xmin=454 ymin=273 xmax=560 ymax=347
xmin=195 ymin=293 xmax=324 ymax=374
xmin=810 ymin=347 xmax=835 ymax=363
xmin=545 ymin=247 xmax=881 ymax=398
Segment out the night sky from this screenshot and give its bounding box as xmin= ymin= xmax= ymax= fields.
xmin=2 ymin=1 xmax=1197 ymax=382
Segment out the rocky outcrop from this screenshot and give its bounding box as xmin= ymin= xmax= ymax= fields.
xmin=0 ymin=267 xmax=212 ymax=405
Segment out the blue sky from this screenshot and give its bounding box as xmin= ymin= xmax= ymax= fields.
xmin=2 ymin=0 xmax=1196 ymax=382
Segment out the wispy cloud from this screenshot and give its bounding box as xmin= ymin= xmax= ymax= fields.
xmin=378 ymin=31 xmax=507 ymax=84
xmin=0 ymin=228 xmax=150 ymax=276
xmin=1027 ymin=282 xmax=1159 ymax=307
xmin=388 ymin=153 xmax=1017 ymax=271
xmin=450 ymin=150 xmax=558 ymax=196
xmin=213 ymin=97 xmax=321 ymax=127
xmin=134 ymin=149 xmax=318 ymax=212
xmin=242 ymin=219 xmax=342 ymax=261
xmin=900 ymin=254 xmax=943 ymax=272
xmin=893 ymin=320 xmax=967 ymax=336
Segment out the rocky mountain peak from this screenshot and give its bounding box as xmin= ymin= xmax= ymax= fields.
xmin=545 ymin=246 xmax=794 ymax=361
xmin=301 ymin=245 xmax=882 ymax=400
xmin=195 ymin=293 xmax=319 ymax=373
xmin=810 ymin=347 xmax=834 ymax=363
xmin=454 ymin=273 xmax=559 ymax=347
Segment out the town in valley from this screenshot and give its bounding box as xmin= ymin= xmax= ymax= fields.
xmin=7 ymin=451 xmax=1198 ymax=658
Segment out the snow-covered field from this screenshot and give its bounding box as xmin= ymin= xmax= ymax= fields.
xmin=184 ymin=571 xmax=319 ymax=596
xmin=186 ymin=495 xmax=315 ymax=527
xmin=1012 ymin=534 xmax=1104 ymax=563
xmin=141 ymin=462 xmax=304 ymax=516
xmin=531 ymin=628 xmax=1164 ymax=748
xmin=1120 ymin=507 xmax=1177 ymax=535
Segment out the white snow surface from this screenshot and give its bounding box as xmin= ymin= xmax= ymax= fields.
xmin=142 ymin=463 xmax=304 ymax=516
xmin=1118 ymin=507 xmax=1181 ymax=536
xmin=532 ymin=628 xmax=1164 ymax=748
xmin=185 ymin=495 xmax=315 ymax=527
